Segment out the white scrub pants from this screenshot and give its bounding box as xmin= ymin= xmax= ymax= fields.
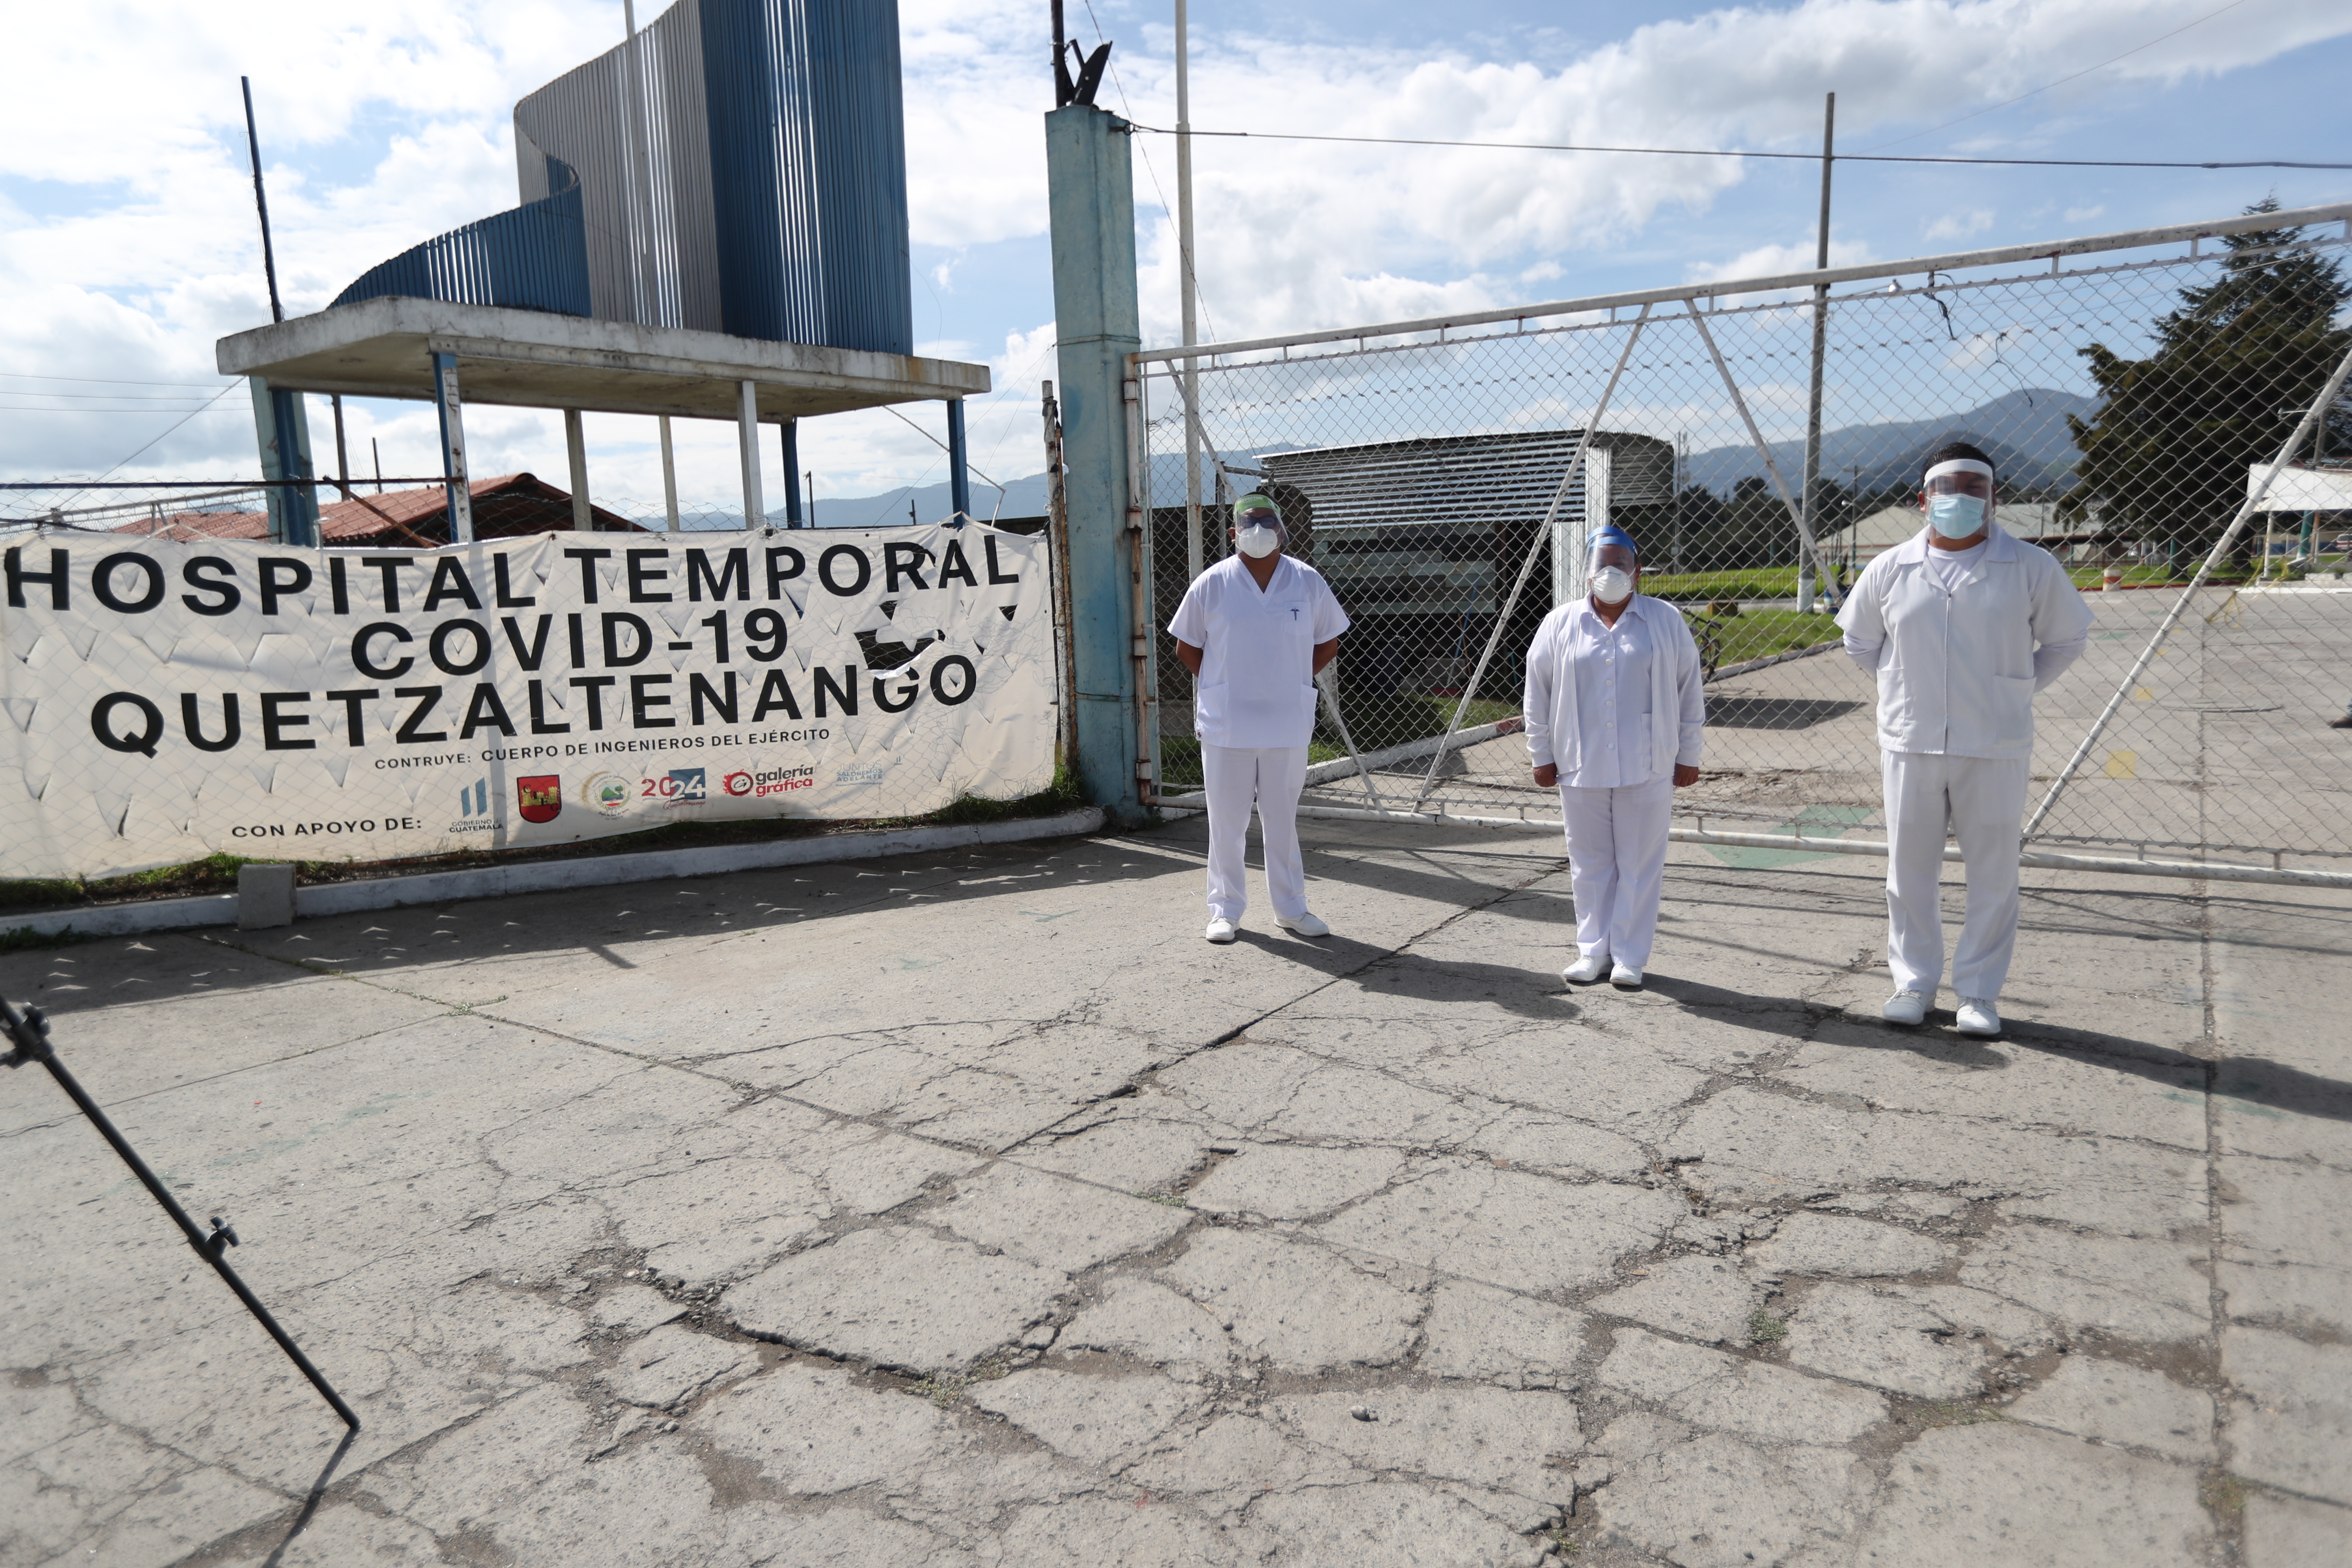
xmin=1202 ymin=744 xmax=1310 ymax=923
xmin=1881 ymin=751 xmax=2028 ymax=1000
xmin=1558 ymin=776 xmax=1674 ymax=967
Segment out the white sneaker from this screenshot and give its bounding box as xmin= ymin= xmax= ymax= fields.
xmin=1276 ymin=911 xmax=1331 ymax=938
xmin=1563 ymin=953 xmax=1610 ymax=984
xmin=1955 ymin=997 xmax=2001 ymax=1036
xmin=1205 ymin=918 xmax=1237 ymax=944
xmin=1882 ymin=989 xmax=1928 ymax=1026
xmin=1611 ymin=962 xmax=1644 ymax=989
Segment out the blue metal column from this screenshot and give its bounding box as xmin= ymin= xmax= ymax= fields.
xmin=780 ymin=420 xmax=803 ymax=526
xmin=1045 ymin=105 xmax=1142 ymax=820
xmin=430 ymin=352 xmax=475 ymax=542
xmin=947 ymin=399 xmax=971 ymax=521
xmin=249 ymin=376 xmax=319 ymax=546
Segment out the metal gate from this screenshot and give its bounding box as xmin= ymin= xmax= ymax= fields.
xmin=1133 ymin=202 xmax=2352 ymax=886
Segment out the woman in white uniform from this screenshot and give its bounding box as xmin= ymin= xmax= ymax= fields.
xmin=1524 ymin=525 xmax=1706 ymax=989
xmin=1168 ymin=494 xmax=1351 ymax=943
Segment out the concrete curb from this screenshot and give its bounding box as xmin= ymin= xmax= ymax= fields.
xmin=1707 ymin=636 xmax=1843 ymax=683
xmin=1157 ymin=718 xmax=1525 ymax=807
xmin=2 ymin=808 xmax=1107 ymax=941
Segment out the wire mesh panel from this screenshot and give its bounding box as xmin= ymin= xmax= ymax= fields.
xmin=1140 ymin=204 xmax=2352 ymax=874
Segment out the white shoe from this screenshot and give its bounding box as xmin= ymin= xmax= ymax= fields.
xmin=1882 ymin=989 xmax=1928 ymax=1026
xmin=1955 ymin=997 xmax=2001 ymax=1036
xmin=1276 ymin=911 xmax=1331 ymax=938
xmin=1205 ymin=918 xmax=1237 ymax=944
xmin=1611 ymin=962 xmax=1644 ymax=989
xmin=1563 ymin=954 xmax=1609 ymax=985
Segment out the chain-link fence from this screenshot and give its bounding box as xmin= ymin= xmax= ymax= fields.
xmin=1138 ymin=202 xmax=2352 ymax=881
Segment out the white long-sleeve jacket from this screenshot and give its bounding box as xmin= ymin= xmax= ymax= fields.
xmin=1523 ymin=595 xmax=1706 ymax=783
xmin=1835 ymin=524 xmax=2094 ymax=760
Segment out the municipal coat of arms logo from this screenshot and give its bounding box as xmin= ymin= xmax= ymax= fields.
xmin=517 ymin=775 xmax=563 ymax=824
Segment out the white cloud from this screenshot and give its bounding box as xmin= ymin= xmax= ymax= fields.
xmin=5 ymin=0 xmax=2348 ymax=499
xmin=1686 ymin=238 xmax=1877 ymax=285
xmin=1923 ymin=208 xmax=1996 ymax=242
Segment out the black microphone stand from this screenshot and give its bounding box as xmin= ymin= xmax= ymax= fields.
xmin=2 ymin=992 xmax=359 ymax=1430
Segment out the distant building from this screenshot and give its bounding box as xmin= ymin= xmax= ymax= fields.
xmin=2249 ymin=459 xmax=2352 ymax=516
xmin=114 ymin=474 xmax=646 ymax=548
xmin=1257 ymin=428 xmax=1674 ymax=698
xmin=1818 ymin=499 xmax=2106 ymax=565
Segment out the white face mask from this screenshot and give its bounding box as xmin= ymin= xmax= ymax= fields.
xmin=1589 ymin=565 xmax=1634 ymax=604
xmin=1927 ymin=493 xmax=1988 ymax=540
xmin=1235 ymin=525 xmax=1281 ymax=559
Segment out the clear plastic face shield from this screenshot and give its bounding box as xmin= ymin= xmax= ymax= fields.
xmin=1921 ymin=459 xmax=1995 ymax=540
xmin=1588 ymin=541 xmax=1638 ymax=604
xmin=1231 ymin=496 xmax=1285 ymax=559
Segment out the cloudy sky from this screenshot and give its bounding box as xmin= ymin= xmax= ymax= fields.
xmin=5 ymin=0 xmax=2349 ymax=521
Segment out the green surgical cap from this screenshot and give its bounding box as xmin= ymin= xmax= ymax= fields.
xmin=1233 ymin=493 xmax=1279 ymax=523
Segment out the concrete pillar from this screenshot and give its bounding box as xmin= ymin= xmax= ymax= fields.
xmin=780 ymin=419 xmax=802 ymax=526
xmin=1045 ymin=104 xmax=1143 ymax=820
xmin=659 ymin=415 xmax=681 ymax=531
xmin=430 ymin=352 xmax=474 ymax=543
xmin=947 ymin=398 xmax=971 ymax=521
xmin=737 ymin=379 xmax=766 ymax=528
xmin=1551 ymin=444 xmax=1611 ymax=606
xmin=250 ymin=376 xmax=319 ymax=547
xmin=564 ymin=409 xmax=592 ymax=531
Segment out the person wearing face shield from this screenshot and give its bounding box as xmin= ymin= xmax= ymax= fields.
xmin=1167 ymin=493 xmax=1351 ymax=943
xmin=1523 ymin=524 xmax=1707 ymax=989
xmin=1836 ymin=441 xmax=2095 ymax=1037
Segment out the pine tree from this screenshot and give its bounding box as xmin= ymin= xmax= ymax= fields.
xmin=2068 ymin=199 xmax=2352 ymax=560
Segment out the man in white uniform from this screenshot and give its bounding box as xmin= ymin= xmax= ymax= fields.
xmin=1525 ymin=524 xmax=1706 ymax=990
xmin=1837 ymin=441 xmax=2094 ymax=1036
xmin=1168 ymin=493 xmax=1351 ymax=943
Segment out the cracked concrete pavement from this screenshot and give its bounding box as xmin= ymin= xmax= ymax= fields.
xmin=3 ymin=814 xmax=2347 ymax=1566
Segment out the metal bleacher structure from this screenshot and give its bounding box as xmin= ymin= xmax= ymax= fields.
xmin=218 ymin=0 xmax=985 ymax=546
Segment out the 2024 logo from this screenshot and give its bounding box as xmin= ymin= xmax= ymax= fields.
xmin=643 ymin=768 xmax=705 ymax=806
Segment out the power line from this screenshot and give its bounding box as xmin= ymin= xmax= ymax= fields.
xmin=0 ymin=371 xmax=241 ymax=389
xmin=0 ymin=389 xmax=254 ymax=402
xmin=1126 ymin=122 xmax=2352 ymax=171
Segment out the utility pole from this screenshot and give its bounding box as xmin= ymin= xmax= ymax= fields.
xmin=1798 ymin=92 xmax=1834 ymax=613
xmin=241 ymin=78 xmax=283 ymax=325
xmin=1175 ymin=0 xmax=1204 ymax=583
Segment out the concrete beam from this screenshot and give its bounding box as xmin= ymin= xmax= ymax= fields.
xmin=216 ymin=297 xmax=989 ymax=421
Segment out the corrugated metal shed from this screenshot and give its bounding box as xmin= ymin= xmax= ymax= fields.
xmin=1262 ymin=429 xmax=1674 ymax=616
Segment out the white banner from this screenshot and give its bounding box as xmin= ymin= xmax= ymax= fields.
xmin=1 ymin=524 xmax=1057 ymax=880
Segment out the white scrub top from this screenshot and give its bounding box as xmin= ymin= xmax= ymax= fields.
xmin=1835 ymin=524 xmax=2093 ymax=760
xmin=1167 ymin=555 xmax=1350 ymax=749
xmin=1523 ymin=595 xmax=1706 ymax=785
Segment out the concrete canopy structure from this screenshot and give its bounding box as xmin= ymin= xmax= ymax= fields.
xmin=216 ymin=297 xmax=987 ymax=425
xmin=218 ymin=0 xmax=972 ymax=548
xmin=216 ymin=297 xmax=988 ymax=545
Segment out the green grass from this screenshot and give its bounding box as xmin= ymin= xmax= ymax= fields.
xmin=1698 ymin=607 xmax=1844 ymax=668
xmin=1747 ymin=1310 xmax=1788 ymax=1343
xmin=1641 ymin=567 xmax=1809 ymax=603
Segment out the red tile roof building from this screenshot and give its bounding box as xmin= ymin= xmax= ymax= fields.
xmin=116 ymin=473 xmax=646 ymax=547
